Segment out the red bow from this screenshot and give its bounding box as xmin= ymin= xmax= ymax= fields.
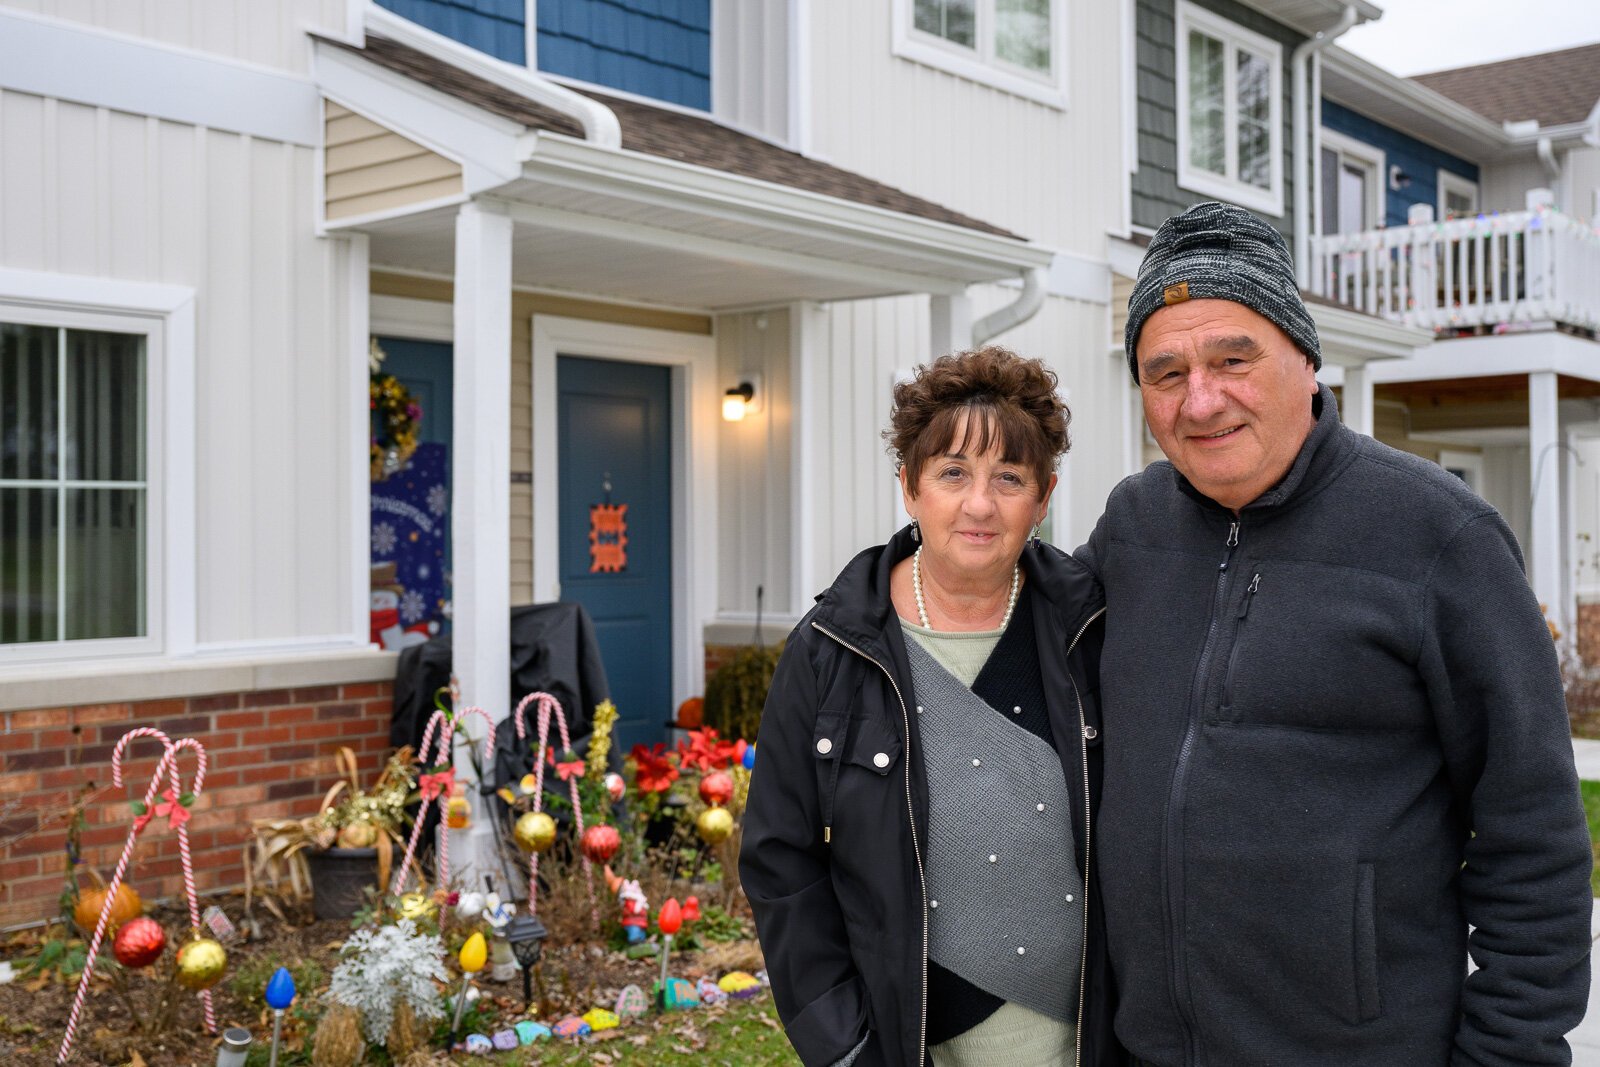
xmin=133 ymin=789 xmax=191 ymax=833
xmin=418 ymin=767 xmax=455 ymax=801
xmin=547 ymin=748 xmax=586 ymax=782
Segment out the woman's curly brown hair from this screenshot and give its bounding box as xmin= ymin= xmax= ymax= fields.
xmin=886 ymin=346 xmax=1070 ymax=500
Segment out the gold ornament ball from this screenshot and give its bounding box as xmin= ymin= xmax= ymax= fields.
xmin=396 ymin=892 xmax=437 ymax=922
xmin=175 ymin=938 xmax=228 ymax=990
xmin=696 ymin=806 xmax=734 ymax=846
xmin=514 ymin=811 xmax=558 ymax=853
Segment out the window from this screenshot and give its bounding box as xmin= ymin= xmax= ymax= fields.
xmin=2 ymin=323 xmax=147 ymax=646
xmin=1320 ymin=129 xmax=1384 ymax=235
xmin=1176 ymin=2 xmax=1284 ymax=215
xmin=1438 ymin=170 xmax=1479 ymax=219
xmin=0 ymin=269 xmax=193 ymax=665
xmin=895 ymin=0 xmax=1068 ymax=108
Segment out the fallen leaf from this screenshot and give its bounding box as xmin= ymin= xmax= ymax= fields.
xmin=126 ymin=1052 xmax=147 ymax=1067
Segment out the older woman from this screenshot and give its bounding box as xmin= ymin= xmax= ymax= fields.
xmin=741 ymin=347 xmax=1117 ymax=1067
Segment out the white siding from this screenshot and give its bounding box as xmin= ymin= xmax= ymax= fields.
xmin=0 ymin=88 xmax=358 ymax=646
xmin=1564 ymin=145 xmax=1600 ymax=223
xmin=5 ymin=0 xmax=348 ymax=73
xmin=805 ymin=0 xmax=1126 ymax=258
xmin=711 ymin=0 xmax=791 ymax=146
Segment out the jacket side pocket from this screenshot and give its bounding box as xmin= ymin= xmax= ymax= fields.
xmin=1354 ymin=862 xmax=1381 ymax=1022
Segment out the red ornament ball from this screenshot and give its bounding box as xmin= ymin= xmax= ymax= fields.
xmin=699 ymin=771 xmax=734 ymax=807
xmin=581 ymin=824 xmax=621 ymax=864
xmin=112 ymin=916 xmax=167 ymax=969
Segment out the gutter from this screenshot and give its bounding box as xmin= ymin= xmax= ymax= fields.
xmin=1292 ymin=5 xmax=1361 ymax=288
xmin=973 ymin=268 xmax=1046 ymax=346
xmin=363 ymin=3 xmax=620 ymax=149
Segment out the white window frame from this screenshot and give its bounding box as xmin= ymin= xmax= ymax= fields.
xmin=1438 ymin=449 xmax=1484 ymax=496
xmin=1319 ymin=127 xmax=1384 ymax=235
xmin=892 ymin=0 xmax=1070 ymax=110
xmin=1437 ymin=169 xmax=1479 ymax=219
xmin=1175 ymin=1 xmax=1284 ymax=216
xmin=0 ymin=268 xmax=195 ymax=666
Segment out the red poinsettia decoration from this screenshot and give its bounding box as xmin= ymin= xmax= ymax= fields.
xmin=631 ymin=743 xmax=679 ymax=793
xmin=677 ymin=727 xmax=738 ymax=773
xmin=546 ymin=747 xmax=586 ymax=782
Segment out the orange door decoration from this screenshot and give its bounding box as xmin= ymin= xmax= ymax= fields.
xmin=589 ymin=503 xmax=629 ymax=573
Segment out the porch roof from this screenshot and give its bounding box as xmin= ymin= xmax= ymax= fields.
xmin=312 ymin=30 xmax=1052 ymax=310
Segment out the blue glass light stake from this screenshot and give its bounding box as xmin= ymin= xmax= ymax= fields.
xmin=264 ymin=967 xmax=296 ymax=1067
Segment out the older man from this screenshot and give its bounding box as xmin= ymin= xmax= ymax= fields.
xmin=1078 ymin=201 xmax=1592 ymax=1066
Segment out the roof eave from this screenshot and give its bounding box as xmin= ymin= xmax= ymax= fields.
xmin=1323 ymin=45 xmax=1511 ymax=160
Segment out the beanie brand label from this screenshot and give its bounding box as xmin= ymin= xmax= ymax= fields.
xmin=1163 ymin=282 xmax=1190 ymax=305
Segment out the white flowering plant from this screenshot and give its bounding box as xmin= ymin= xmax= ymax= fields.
xmin=325 ymin=918 xmax=449 ymax=1044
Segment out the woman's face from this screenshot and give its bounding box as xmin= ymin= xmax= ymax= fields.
xmin=902 ymin=413 xmax=1054 ymax=582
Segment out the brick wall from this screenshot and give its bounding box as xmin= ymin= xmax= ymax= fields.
xmin=0 ymin=682 xmax=393 ymax=929
xmin=1580 ymin=598 xmax=1600 ymax=666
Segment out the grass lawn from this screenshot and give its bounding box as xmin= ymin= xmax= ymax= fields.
xmin=486 ymin=995 xmax=800 ymax=1066
xmin=1582 ymin=780 xmax=1600 ymax=898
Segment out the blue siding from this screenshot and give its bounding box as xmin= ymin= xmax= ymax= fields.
xmin=1321 ymin=100 xmax=1480 ymax=227
xmin=537 ymin=0 xmax=710 ymax=110
xmin=377 ymin=0 xmax=526 ymax=63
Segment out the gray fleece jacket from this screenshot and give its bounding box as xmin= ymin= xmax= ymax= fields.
xmin=1077 ymin=385 xmax=1591 ymax=1066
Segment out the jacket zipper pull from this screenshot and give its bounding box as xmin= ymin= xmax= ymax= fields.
xmin=823 ymin=826 xmax=832 ymax=844
xmin=1238 ymin=573 xmax=1260 ymax=618
xmin=1226 ymin=522 xmax=1240 ymax=548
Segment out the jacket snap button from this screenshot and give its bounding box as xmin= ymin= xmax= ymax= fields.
xmin=873 ymin=752 xmax=890 ymax=768
xmin=1065 ymin=894 xmax=1074 ymax=903
xmin=816 ymin=738 xmax=833 ymax=754
xmin=1082 ymin=725 xmax=1098 ymax=740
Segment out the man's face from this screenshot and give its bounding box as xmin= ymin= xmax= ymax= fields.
xmin=1136 ymin=299 xmax=1318 ymax=512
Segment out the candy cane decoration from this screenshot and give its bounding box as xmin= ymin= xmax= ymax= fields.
xmin=163 ymin=737 xmax=215 ymax=1035
xmin=60 ymin=728 xmax=173 ymax=1064
xmin=390 ymin=709 xmax=453 ymax=895
xmin=513 ymin=692 xmax=596 ymax=924
xmin=454 ymin=705 xmax=496 ymax=763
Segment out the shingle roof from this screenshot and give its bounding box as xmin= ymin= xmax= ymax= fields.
xmin=1411 ymin=42 xmax=1600 ymax=128
xmin=327 ymin=34 xmax=1022 ymax=241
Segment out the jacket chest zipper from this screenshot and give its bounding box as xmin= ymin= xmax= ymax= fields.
xmin=1221 ymin=572 xmax=1260 ymax=710
xmin=810 ymin=621 xmax=929 ymax=1067
xmin=1165 ymin=520 xmax=1239 ymax=1067
xmin=1069 ymin=605 xmax=1104 ymax=1067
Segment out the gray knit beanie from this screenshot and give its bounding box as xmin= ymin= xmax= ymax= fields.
xmin=1124 ymin=201 xmax=1320 ymax=383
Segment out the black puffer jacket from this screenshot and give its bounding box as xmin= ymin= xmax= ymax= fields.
xmin=740 ymin=526 xmax=1121 ymax=1067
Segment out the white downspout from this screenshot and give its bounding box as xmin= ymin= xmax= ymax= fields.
xmin=364 ymin=3 xmax=621 ymax=148
xmin=1292 ymin=5 xmax=1359 ymax=288
xmin=972 ymin=268 xmax=1047 ymax=346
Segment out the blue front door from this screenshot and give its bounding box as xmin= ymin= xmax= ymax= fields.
xmin=557 ymin=356 xmax=673 ymax=752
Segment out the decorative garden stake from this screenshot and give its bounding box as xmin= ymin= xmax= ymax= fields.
xmin=654 ymin=898 xmax=683 ymax=1013
xmin=264 ymin=966 xmax=296 ymax=1067
xmin=392 ymin=710 xmax=453 ymax=894
xmin=59 ymin=729 xmax=214 ymax=1064
xmin=513 ymin=691 xmax=597 ymax=925
xmin=452 ymin=932 xmax=488 ymax=1040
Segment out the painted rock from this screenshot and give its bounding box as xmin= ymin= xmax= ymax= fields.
xmin=656 ymin=976 xmax=700 ymax=1011
xmin=582 ymin=1007 xmax=620 ymax=1031
xmin=464 ymin=1033 xmax=492 ymax=1054
xmin=552 ymin=1015 xmax=592 ymax=1039
xmin=755 ymin=968 xmax=770 ymax=986
xmin=719 ymin=971 xmax=763 ymax=998
xmin=491 ymin=1030 xmax=519 ymax=1051
xmin=696 ymin=977 xmax=728 ymax=1005
xmin=515 ymin=1020 xmax=552 ymax=1044
xmin=615 ymin=983 xmax=649 ymax=1018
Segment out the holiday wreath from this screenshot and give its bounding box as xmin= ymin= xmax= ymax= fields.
xmin=370 ymin=342 xmax=422 ymax=482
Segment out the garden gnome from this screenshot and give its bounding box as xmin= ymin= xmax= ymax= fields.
xmin=606 ymin=866 xmax=650 ymax=945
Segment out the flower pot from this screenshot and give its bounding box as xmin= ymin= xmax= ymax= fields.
xmin=307 ymin=847 xmax=379 ymax=920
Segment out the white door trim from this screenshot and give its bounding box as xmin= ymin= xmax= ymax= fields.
xmin=531 ymin=315 xmax=718 ymax=704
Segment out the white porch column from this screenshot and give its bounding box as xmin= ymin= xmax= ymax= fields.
xmin=930 ymin=292 xmax=972 ymax=357
xmin=1528 ymin=370 xmax=1563 ymax=625
xmin=450 ymin=199 xmax=514 ymax=888
xmin=1341 ymin=365 xmax=1374 ymax=437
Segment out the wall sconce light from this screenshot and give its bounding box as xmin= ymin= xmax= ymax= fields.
xmin=1389 ymin=165 xmax=1412 ymax=191
xmin=723 ymin=378 xmax=760 ymax=422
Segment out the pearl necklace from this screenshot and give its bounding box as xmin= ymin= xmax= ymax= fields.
xmin=912 ymin=546 xmax=1020 ymax=632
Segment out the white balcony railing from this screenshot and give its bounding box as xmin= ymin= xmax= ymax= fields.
xmin=1308 ymin=204 xmax=1600 ymax=333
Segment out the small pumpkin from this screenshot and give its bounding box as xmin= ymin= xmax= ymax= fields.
xmin=74 ymin=882 xmax=142 ymax=935
xmin=336 ymin=820 xmax=378 ymax=849
xmin=676 ymin=696 xmax=704 ymax=729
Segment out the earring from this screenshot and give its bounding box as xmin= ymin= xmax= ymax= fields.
xmin=910 ymin=518 xmax=920 ymax=542
xmin=1031 ymin=523 xmax=1042 ymax=549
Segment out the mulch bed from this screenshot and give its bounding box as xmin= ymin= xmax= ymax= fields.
xmin=0 ymin=896 xmax=768 ymax=1066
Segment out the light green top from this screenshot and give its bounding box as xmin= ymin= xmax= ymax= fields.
xmin=900 ymin=618 xmax=1003 ymax=687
